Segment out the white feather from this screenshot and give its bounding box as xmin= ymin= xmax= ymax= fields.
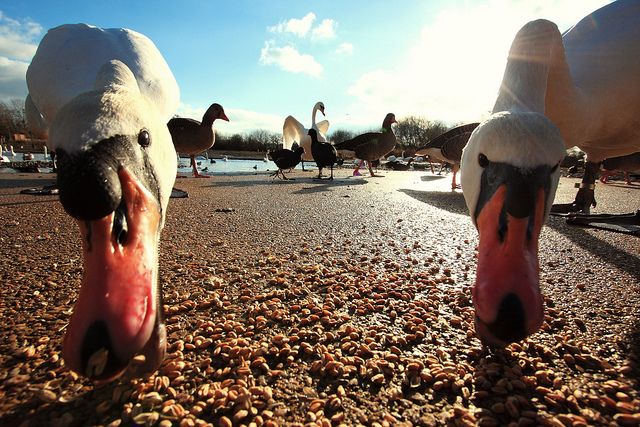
xmin=282 ymin=102 xmax=329 ymax=161
xmin=26 ymin=23 xmax=179 ymax=224
xmin=462 ymin=1 xmax=640 ymax=222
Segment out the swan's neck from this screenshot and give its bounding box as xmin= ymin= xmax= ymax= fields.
xmin=311 ymin=105 xmax=319 ymax=127
xmin=493 ymin=20 xmax=565 ymax=115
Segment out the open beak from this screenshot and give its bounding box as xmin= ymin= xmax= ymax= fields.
xmin=62 ymin=167 xmax=165 ymax=380
xmin=472 ymin=166 xmax=550 ymax=346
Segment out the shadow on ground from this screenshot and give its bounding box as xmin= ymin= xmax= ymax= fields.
xmin=399 ymin=189 xmax=468 ymax=215
xmin=0 ymin=176 xmax=56 ymax=189
xmin=207 ymin=177 xmax=367 ymax=193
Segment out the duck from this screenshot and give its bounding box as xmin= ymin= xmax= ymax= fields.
xmin=167 ymin=103 xmax=229 ymax=178
xmin=268 ymin=145 xmax=305 ymax=180
xmin=386 ymin=157 xmax=414 ymax=171
xmin=334 ymin=113 xmax=397 ymax=177
xmin=416 ymin=123 xmax=479 ymax=189
xmin=309 ymin=128 xmax=337 ymax=179
xmin=599 ymin=152 xmax=640 ymax=185
xmin=460 ymin=0 xmax=640 ymax=347
xmin=283 ymin=101 xmax=329 ymax=170
xmin=26 ymin=23 xmax=180 ymax=380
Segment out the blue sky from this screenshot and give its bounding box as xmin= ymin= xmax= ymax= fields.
xmin=1 ymin=0 xmax=611 ymax=135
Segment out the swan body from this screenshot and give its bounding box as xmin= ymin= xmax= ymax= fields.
xmin=26 ymin=23 xmax=179 ymax=380
xmin=460 ymin=0 xmax=640 ymax=346
xmin=283 ymin=102 xmax=329 ymax=163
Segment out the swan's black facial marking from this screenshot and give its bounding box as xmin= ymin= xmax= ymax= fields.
xmin=474 ymin=155 xmax=554 ymax=225
xmin=57 ymin=134 xmax=161 ymax=222
xmin=138 ymin=129 xmax=151 ymax=148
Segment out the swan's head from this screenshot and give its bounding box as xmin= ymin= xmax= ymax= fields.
xmin=460 ymin=111 xmax=565 ymax=347
xmin=315 ymin=102 xmax=326 ymax=116
xmin=49 ymin=60 xmax=177 ymax=381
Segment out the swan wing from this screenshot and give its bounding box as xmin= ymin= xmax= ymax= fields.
xmin=315 ymin=120 xmax=330 ymax=140
xmin=283 ymin=115 xmax=306 ymax=150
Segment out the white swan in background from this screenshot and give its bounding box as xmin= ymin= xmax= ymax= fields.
xmin=27 ymin=23 xmax=179 ymax=380
xmin=460 ymin=0 xmax=640 ymax=347
xmin=282 ymin=101 xmax=329 ymax=169
xmin=2 ymin=145 xmax=16 ymax=158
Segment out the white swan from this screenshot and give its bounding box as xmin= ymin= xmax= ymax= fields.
xmin=282 ymin=101 xmax=330 ymax=167
xmin=460 ymin=0 xmax=640 ymax=346
xmin=26 ymin=23 xmax=179 ymax=380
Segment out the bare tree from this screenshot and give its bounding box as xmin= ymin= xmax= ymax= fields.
xmin=0 ymin=99 xmax=27 ymax=140
xmin=328 ymin=129 xmax=356 ymax=145
xmin=395 ymin=116 xmax=448 ymax=149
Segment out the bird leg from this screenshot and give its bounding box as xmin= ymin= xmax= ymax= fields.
xmin=368 ymin=161 xmax=382 ymax=177
xmin=316 ymin=167 xmax=323 ymax=179
xmin=451 ymin=164 xmax=461 ymax=190
xmin=353 ymin=160 xmax=363 ymax=176
xmin=551 ymin=161 xmax=600 ymax=214
xmin=282 ymin=170 xmax=293 ymax=180
xmin=191 ymin=155 xmax=210 ymax=178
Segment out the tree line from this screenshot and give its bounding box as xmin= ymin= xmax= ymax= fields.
xmin=2 ymin=98 xmax=454 ymax=153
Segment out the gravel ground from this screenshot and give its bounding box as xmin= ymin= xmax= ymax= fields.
xmin=0 ymin=168 xmax=639 ymax=427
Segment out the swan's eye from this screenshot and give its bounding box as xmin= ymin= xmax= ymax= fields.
xmin=478 ymin=153 xmax=489 ymax=168
xmin=138 ymin=129 xmax=151 ymax=148
xmin=551 ymin=161 xmax=560 ymax=173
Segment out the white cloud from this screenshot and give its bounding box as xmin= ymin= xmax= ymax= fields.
xmin=346 ymin=0 xmax=613 ymax=125
xmin=0 ymin=12 xmax=41 ymax=60
xmin=268 ymin=12 xmax=316 ymax=38
xmin=259 ymin=40 xmax=323 ymax=78
xmin=335 ymin=42 xmax=353 ymax=56
xmin=177 ymin=103 xmax=283 ymax=135
xmin=311 ymin=19 xmax=337 ymax=40
xmin=0 ymin=12 xmax=43 ymax=101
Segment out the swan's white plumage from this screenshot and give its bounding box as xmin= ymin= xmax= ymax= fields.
xmin=26 ymin=23 xmax=179 ymax=223
xmin=282 ymin=102 xmax=329 ymax=162
xmin=459 ymin=0 xmax=640 ymax=346
xmin=463 ymin=0 xmax=640 ymax=220
xmin=26 ymin=24 xmax=180 ymax=379
xmin=461 ymin=112 xmax=565 ymax=224
xmin=27 ymin=24 xmax=178 ymax=127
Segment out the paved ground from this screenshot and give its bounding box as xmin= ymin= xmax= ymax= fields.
xmin=0 ymin=168 xmax=638 ymax=426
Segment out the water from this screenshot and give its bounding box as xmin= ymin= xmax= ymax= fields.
xmin=179 ymin=156 xmax=280 ymax=175
xmin=1 ymin=152 xmax=325 ymax=175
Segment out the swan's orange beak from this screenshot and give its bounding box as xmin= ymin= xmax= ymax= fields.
xmin=473 ymin=184 xmax=546 ymax=346
xmin=62 ymin=167 xmax=165 ymax=380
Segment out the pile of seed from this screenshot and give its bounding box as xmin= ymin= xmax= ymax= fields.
xmin=0 ymin=172 xmax=638 ymax=426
